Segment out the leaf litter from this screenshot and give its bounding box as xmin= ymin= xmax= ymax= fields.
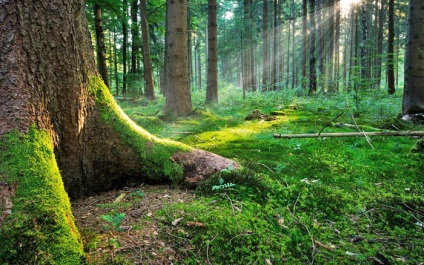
xmin=72 ymin=184 xmax=195 ymax=264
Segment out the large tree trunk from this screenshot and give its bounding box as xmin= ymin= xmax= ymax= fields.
xmin=206 ymin=0 xmax=218 ymax=103
xmin=402 ymin=0 xmax=424 ymax=114
xmin=164 ymin=0 xmax=192 ymax=115
xmin=0 ymin=0 xmax=234 ymax=263
xmin=140 ymin=0 xmax=155 ymax=100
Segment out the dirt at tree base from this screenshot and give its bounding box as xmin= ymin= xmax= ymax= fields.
xmin=72 ymin=184 xmax=195 ymax=264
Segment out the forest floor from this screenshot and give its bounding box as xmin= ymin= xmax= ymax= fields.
xmin=74 ymin=87 xmax=424 ymax=264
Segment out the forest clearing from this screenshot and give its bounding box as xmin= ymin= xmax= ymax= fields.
xmin=1 ymin=0 xmax=424 ymax=264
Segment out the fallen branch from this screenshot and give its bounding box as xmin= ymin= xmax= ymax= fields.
xmin=273 ymin=131 xmax=424 ymax=139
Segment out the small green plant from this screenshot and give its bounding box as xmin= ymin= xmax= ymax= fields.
xmin=100 ymin=213 xmax=126 ymax=231
xmin=212 ymin=164 xmax=236 ymax=191
xmin=130 ymin=190 xmax=145 ymax=198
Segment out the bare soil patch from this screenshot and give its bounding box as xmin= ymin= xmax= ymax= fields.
xmin=72 ymin=184 xmax=195 ymax=264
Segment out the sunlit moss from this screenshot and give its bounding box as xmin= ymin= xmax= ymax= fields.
xmin=88 ymin=76 xmax=191 ymax=183
xmin=0 ymin=127 xmax=84 ymax=264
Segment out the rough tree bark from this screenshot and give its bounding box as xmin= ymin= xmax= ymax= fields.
xmin=0 ymin=0 xmax=235 ymax=263
xmin=164 ymin=0 xmax=193 ymax=115
xmin=140 ymin=0 xmax=155 ymax=100
xmin=206 ymin=0 xmax=218 ymax=103
xmin=402 ymin=0 xmax=424 ymax=114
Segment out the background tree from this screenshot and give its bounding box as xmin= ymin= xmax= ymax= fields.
xmin=206 ymin=0 xmax=218 ymax=103
xmin=164 ymin=0 xmax=192 ymax=115
xmin=387 ymin=0 xmax=395 ymax=94
xmin=402 ymin=0 xmax=424 ymax=114
xmin=93 ymin=3 xmax=109 ymax=87
xmin=140 ymin=0 xmax=155 ymax=100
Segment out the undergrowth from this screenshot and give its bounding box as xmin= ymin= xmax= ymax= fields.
xmin=115 ymin=87 xmax=424 ymax=264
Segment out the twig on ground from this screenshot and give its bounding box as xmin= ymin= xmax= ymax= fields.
xmin=206 ymin=234 xmax=219 ymax=265
xmin=318 ymin=111 xmax=345 ymax=135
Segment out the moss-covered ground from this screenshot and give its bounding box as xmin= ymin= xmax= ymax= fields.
xmin=79 ymin=87 xmax=423 ymax=264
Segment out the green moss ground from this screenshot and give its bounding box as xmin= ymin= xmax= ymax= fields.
xmin=119 ymin=88 xmax=424 ymax=264
xmin=0 ymin=128 xmax=84 ymax=265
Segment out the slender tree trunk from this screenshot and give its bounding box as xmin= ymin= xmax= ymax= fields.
xmin=301 ymin=0 xmax=308 ymax=89
xmin=188 ymin=0 xmax=193 ymax=91
xmin=327 ymin=0 xmax=335 ymax=92
xmin=316 ymin=0 xmax=323 ymax=91
xmin=309 ymin=0 xmax=317 ymax=95
xmin=262 ymin=0 xmax=269 ymax=91
xmin=164 ymin=0 xmax=192 ymax=115
xmin=374 ymin=0 xmax=385 ymax=90
xmin=402 ymin=0 xmax=424 ymax=114
xmin=122 ymin=0 xmax=128 ymax=95
xmin=113 ymin=27 xmax=119 ymax=96
xmin=272 ymin=0 xmax=278 ymax=90
xmin=93 ymin=4 xmax=109 ymax=88
xmin=140 ymin=0 xmax=155 ymax=100
xmin=196 ymin=38 xmax=202 ymax=90
xmin=387 ymin=0 xmax=395 ymax=94
xmin=360 ymin=1 xmax=369 ymax=90
xmin=334 ymin=0 xmax=341 ymax=92
xmin=131 ymin=0 xmax=141 ymax=95
xmin=206 ymin=0 xmax=218 ymax=103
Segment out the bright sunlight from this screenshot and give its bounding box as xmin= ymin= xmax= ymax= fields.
xmin=340 ymin=0 xmax=362 ymax=15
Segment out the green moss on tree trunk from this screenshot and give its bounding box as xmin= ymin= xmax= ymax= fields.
xmin=0 ymin=128 xmax=84 ymax=264
xmin=88 ymin=76 xmax=190 ymax=184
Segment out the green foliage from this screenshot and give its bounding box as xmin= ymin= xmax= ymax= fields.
xmin=0 ymin=127 xmax=85 ymax=264
xmin=100 ymin=213 xmax=126 ymax=231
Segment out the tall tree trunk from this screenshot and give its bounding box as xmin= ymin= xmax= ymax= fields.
xmin=334 ymin=0 xmax=341 ymax=92
xmin=122 ymin=0 xmax=128 ymax=95
xmin=164 ymin=0 xmax=192 ymax=115
xmin=272 ymin=0 xmax=278 ymax=90
xmin=301 ymin=0 xmax=308 ymax=89
xmin=206 ymin=0 xmax=218 ymax=102
xmin=360 ymin=1 xmax=369 ymax=90
xmin=387 ymin=0 xmax=395 ymax=94
xmin=402 ymin=0 xmax=424 ymax=114
xmin=263 ymin=0 xmax=269 ymax=91
xmin=0 ymin=0 xmax=235 ymax=263
xmin=113 ymin=27 xmax=119 ymax=95
xmin=188 ymin=0 xmax=193 ymax=91
xmin=374 ymin=0 xmax=385 ymax=90
xmin=316 ymin=0 xmax=323 ymax=91
xmin=327 ymin=0 xmax=335 ymax=92
xmin=93 ymin=4 xmax=109 ymax=88
xmin=131 ymin=0 xmax=141 ymax=95
xmin=308 ymin=0 xmax=317 ymax=95
xmin=140 ymin=0 xmax=155 ymax=100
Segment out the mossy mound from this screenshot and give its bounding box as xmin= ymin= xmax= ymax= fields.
xmin=0 ymin=128 xmax=84 ymax=264
xmin=88 ymin=76 xmax=190 ymax=184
